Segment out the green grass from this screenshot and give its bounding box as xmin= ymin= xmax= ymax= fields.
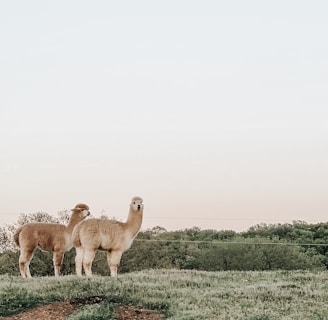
xmin=66 ymin=302 xmax=115 ymax=320
xmin=1 ymin=269 xmax=328 ymax=319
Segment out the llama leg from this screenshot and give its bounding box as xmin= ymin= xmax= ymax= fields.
xmin=18 ymin=253 xmax=27 ymax=278
xmin=107 ymin=250 xmax=122 ymax=277
xmin=19 ymin=249 xmax=34 ymax=278
xmin=75 ymin=247 xmax=84 ymax=277
xmin=25 ymin=258 xmax=33 ymax=278
xmin=53 ymin=251 xmax=64 ymax=277
xmin=82 ymin=249 xmax=96 ymax=277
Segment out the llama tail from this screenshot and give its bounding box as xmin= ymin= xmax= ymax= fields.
xmin=13 ymin=227 xmax=22 ymax=247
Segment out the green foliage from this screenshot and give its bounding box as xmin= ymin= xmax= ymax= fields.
xmin=0 ymin=251 xmax=20 ymax=275
xmin=0 ymin=285 xmax=40 ymax=316
xmin=1 ymin=270 xmax=328 ymax=319
xmin=67 ymin=303 xmax=114 ymax=320
xmin=249 ymin=316 xmax=270 ymax=320
xmin=1 ymin=215 xmax=328 ymax=276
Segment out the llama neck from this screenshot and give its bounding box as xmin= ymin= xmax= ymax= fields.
xmin=66 ymin=213 xmax=82 ymax=233
xmin=125 ymin=209 xmax=143 ymax=237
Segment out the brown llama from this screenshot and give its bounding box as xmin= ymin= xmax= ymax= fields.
xmin=72 ymin=196 xmax=143 ymax=277
xmin=13 ymin=203 xmax=90 ymax=278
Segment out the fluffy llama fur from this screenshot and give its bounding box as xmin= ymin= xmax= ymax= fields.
xmin=13 ymin=203 xmax=90 ymax=278
xmin=72 ymin=196 xmax=143 ymax=277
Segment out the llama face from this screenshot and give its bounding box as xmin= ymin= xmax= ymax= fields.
xmin=82 ymin=209 xmax=91 ymax=218
xmin=72 ymin=204 xmax=91 ymax=219
xmin=131 ymin=197 xmax=143 ymax=212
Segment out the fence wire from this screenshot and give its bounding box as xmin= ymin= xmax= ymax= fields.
xmin=135 ymin=239 xmax=328 ymax=247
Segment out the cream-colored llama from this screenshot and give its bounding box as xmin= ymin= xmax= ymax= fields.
xmin=72 ymin=196 xmax=143 ymax=277
xmin=14 ymin=203 xmax=90 ymax=278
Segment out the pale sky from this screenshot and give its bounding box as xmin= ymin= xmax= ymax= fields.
xmin=0 ymin=1 xmax=327 ymax=232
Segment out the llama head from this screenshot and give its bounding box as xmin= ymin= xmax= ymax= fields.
xmin=71 ymin=203 xmax=91 ymax=219
xmin=130 ymin=197 xmax=143 ymax=212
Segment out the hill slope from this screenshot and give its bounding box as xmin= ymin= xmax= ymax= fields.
xmin=1 ymin=269 xmax=328 ymax=319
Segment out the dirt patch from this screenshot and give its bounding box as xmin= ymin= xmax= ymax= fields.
xmin=0 ymin=301 xmax=77 ymax=320
xmin=0 ymin=300 xmax=163 ymax=320
xmin=116 ymin=305 xmax=163 ymax=320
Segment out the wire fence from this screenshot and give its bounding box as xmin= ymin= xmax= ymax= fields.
xmin=2 ymin=212 xmax=328 ymax=249
xmin=134 ymin=238 xmax=328 ymax=247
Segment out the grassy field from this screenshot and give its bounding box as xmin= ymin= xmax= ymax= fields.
xmin=1 ymin=269 xmax=328 ymax=319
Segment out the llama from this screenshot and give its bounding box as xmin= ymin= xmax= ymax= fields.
xmin=13 ymin=203 xmax=90 ymax=278
xmin=72 ymin=196 xmax=143 ymax=277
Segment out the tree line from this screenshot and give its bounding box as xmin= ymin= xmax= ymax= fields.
xmin=1 ymin=212 xmax=328 ymax=276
